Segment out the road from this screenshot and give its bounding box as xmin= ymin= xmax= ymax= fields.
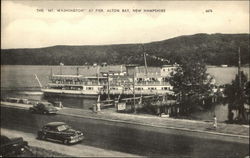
xmin=1 ymin=128 xmax=138 ymax=157
xmin=1 ymin=106 xmax=249 ymax=157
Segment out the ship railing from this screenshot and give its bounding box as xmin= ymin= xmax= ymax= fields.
xmin=109 ymin=81 xmax=170 ymax=86
xmin=135 ymin=82 xmax=170 ymax=86
xmin=48 ymin=81 xmax=170 ymax=87
xmin=120 ymin=97 xmax=141 ymax=105
xmin=106 ymin=89 xmax=173 ymax=95
xmin=48 ymin=82 xmax=107 ymax=86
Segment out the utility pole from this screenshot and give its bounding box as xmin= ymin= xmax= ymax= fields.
xmin=238 ymin=47 xmax=241 ymax=89
xmin=238 ymin=46 xmax=245 ymax=121
xmin=144 ymin=52 xmax=148 ymax=75
xmin=107 ymin=73 xmax=110 ymax=100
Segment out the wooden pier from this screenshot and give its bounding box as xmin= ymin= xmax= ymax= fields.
xmin=94 ymin=93 xmax=179 ymax=116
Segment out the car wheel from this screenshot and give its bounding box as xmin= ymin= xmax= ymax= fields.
xmin=41 ymin=134 xmax=46 ymax=140
xmin=17 ymin=147 xmax=25 ymax=154
xmin=63 ymin=139 xmax=69 ymax=145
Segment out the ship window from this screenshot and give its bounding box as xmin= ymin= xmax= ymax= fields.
xmin=86 ymin=87 xmax=93 ymax=90
xmin=148 ymin=87 xmax=156 ymax=90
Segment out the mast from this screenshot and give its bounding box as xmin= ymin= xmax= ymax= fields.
xmin=133 ymin=72 xmax=136 ymax=113
xmin=142 ymin=45 xmax=148 ymax=76
xmin=60 ymin=66 xmax=62 ymax=75
xmin=50 ymin=67 xmax=53 ymax=79
xmin=76 ymin=67 xmax=79 ymax=76
xmin=96 ymin=65 xmax=100 ymax=85
xmin=60 ymin=62 xmax=63 ymax=75
xmin=34 ymin=74 xmax=42 ymax=88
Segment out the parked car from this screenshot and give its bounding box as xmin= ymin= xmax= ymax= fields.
xmin=29 ymin=102 xmax=58 ymax=114
xmin=37 ymin=122 xmax=84 ymax=144
xmin=6 ymin=97 xmax=20 ymax=103
xmin=49 ymin=101 xmax=63 ymax=108
xmin=0 ymin=135 xmax=29 ymax=157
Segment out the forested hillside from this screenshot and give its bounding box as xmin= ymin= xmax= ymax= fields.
xmin=1 ymin=33 xmax=249 ymax=66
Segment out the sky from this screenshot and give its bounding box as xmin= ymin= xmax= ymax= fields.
xmin=1 ymin=0 xmax=249 ymax=49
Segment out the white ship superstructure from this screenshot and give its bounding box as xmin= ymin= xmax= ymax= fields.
xmin=40 ymin=64 xmax=177 ymax=98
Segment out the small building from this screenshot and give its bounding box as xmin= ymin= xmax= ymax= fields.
xmin=125 ymin=64 xmax=139 ymax=77
xmin=160 ymin=64 xmax=179 ymax=77
xmin=101 ymin=62 xmax=108 ymax=67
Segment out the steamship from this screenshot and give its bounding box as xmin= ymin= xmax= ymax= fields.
xmin=37 ymin=64 xmax=177 ymax=98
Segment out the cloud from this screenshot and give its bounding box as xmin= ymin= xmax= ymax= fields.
xmin=1 ymin=1 xmax=249 ymax=49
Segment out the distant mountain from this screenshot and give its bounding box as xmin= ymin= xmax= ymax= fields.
xmin=1 ymin=33 xmax=249 ymax=66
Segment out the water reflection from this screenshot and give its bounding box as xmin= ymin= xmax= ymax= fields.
xmin=190 ymin=103 xmax=228 ymax=122
xmin=1 ymin=65 xmax=249 ymax=122
xmin=1 ymin=90 xmax=97 ymax=110
xmin=43 ymin=95 xmax=97 ymax=110
xmin=1 ymin=89 xmax=230 ymax=122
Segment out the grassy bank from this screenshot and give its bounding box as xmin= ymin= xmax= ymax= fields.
xmin=21 ymin=146 xmax=71 ymax=157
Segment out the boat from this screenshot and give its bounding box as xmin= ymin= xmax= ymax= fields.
xmin=221 ymin=65 xmax=228 ymax=67
xmin=41 ymin=74 xmax=107 ymax=98
xmin=37 ymin=53 xmax=177 ymax=98
xmin=37 ymin=64 xmax=176 ymax=98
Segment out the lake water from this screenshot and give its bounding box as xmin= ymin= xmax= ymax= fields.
xmin=1 ymin=65 xmax=249 ymax=122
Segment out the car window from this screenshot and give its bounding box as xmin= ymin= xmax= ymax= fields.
xmin=44 ymin=103 xmax=52 ymax=108
xmin=57 ymin=125 xmax=69 ymax=131
xmin=1 ymin=136 xmax=10 ymax=144
xmin=43 ymin=126 xmax=49 ymax=130
xmin=44 ymin=126 xmax=58 ymax=131
xmin=38 ymin=104 xmax=45 ymax=108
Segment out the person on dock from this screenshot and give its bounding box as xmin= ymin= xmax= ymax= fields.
xmin=96 ymin=94 xmax=101 ymax=112
xmin=213 ymin=114 xmax=217 ymax=129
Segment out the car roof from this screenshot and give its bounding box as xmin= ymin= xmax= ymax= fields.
xmin=38 ymin=102 xmax=52 ymax=105
xmin=1 ymin=135 xmax=10 ymax=141
xmin=45 ymin=122 xmax=66 ymax=127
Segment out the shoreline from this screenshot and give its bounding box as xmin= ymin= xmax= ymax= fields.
xmin=1 ymin=101 xmax=249 ymax=143
xmin=1 ymin=64 xmax=250 ymax=67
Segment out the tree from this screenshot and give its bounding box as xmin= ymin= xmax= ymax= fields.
xmin=224 ymin=72 xmax=249 ymax=123
xmin=169 ymin=53 xmax=213 ymax=114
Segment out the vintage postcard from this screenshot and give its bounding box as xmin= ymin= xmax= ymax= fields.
xmin=1 ymin=0 xmax=249 ymax=157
